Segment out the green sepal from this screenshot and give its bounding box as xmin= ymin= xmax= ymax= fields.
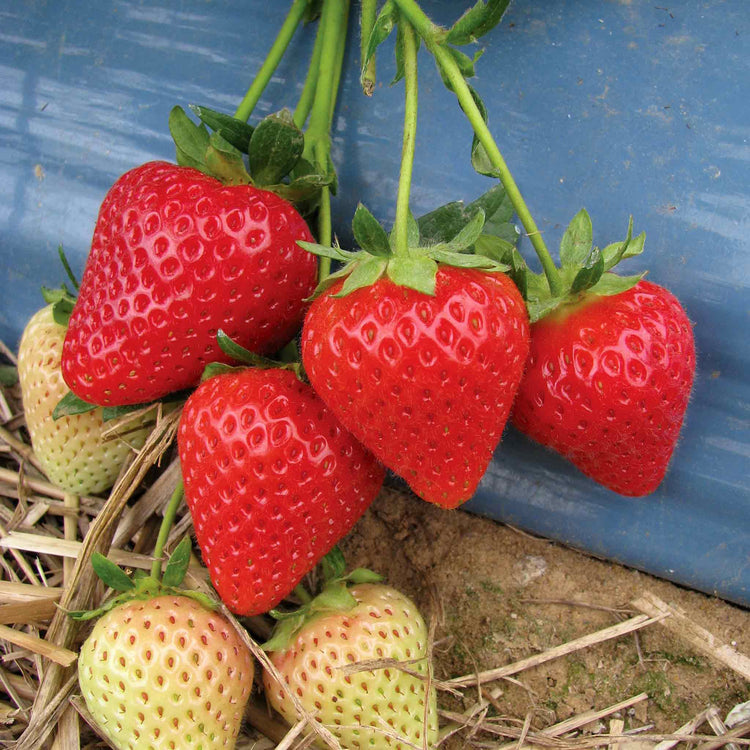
xmin=386 ymin=256 xmax=438 ymax=295
xmin=266 ymin=172 xmax=333 ymax=203
xmin=52 ymin=391 xmax=97 ymax=419
xmin=445 ymin=0 xmax=512 ymax=45
xmin=188 ymin=104 xmax=255 ymax=154
xmin=161 ymin=536 xmax=192 ymax=588
xmin=560 ymin=208 xmax=594 ymax=268
xmin=336 ymin=257 xmax=388 ymax=296
xmin=170 ymin=105 xmax=211 ymax=173
xmin=418 ymin=182 xmax=510 ymax=246
xmin=345 ymin=568 xmax=384 ymax=585
xmin=205 ymin=132 xmax=252 ymax=185
xmin=474 ymin=234 xmax=517 ymax=263
xmin=426 ymin=247 xmax=507 ymax=272
xmin=602 ymin=221 xmax=645 ymax=270
xmin=588 ymin=271 xmax=647 ymax=297
xmin=526 ymin=294 xmax=568 ymax=324
xmin=41 ymin=285 xmax=77 ymax=327
xmin=319 ymin=547 xmax=347 ymax=582
xmin=263 ymin=549 xmax=383 ymax=652
xmin=352 ymin=203 xmax=392 ymax=257
xmin=390 ymin=210 xmax=421 ymax=249
xmin=0 ymin=366 xmax=18 ymax=387
xmin=57 ymin=245 xmax=80 ymax=291
xmin=91 ymin=552 xmax=135 ymax=593
xmin=298 ymin=240 xmax=361 ymax=264
xmin=216 ymin=330 xmax=281 ymax=369
xmin=430 ymin=208 xmax=486 ymax=253
xmin=570 ymin=246 xmax=605 ymax=294
xmin=201 ymin=362 xmax=241 ymax=381
xmin=248 ymin=109 xmax=305 ymax=186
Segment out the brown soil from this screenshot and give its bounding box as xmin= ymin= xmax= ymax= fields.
xmin=337 ymin=486 xmax=750 ymax=743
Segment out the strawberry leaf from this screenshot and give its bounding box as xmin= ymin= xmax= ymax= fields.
xmin=445 ymin=0 xmax=511 ymax=45
xmin=560 ymin=209 xmax=594 ymax=267
xmin=188 ymin=104 xmax=255 ymax=154
xmin=387 ymin=256 xmax=438 ymax=295
xmin=445 ymin=45 xmax=479 ymax=79
xmin=91 ymin=552 xmax=135 ymax=592
xmin=53 ymin=391 xmax=97 ymax=419
xmin=352 ymin=203 xmax=392 ymax=257
xmin=161 ymin=536 xmax=192 ymax=588
xmin=0 ymin=366 xmax=18 ymax=387
xmin=248 ymin=109 xmax=304 ymax=186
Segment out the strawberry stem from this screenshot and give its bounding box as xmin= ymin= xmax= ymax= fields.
xmin=234 ymin=0 xmax=311 ymax=122
xmin=150 ymin=479 xmax=185 ymax=580
xmin=293 ymin=14 xmax=327 ymax=129
xmin=392 ymin=16 xmax=419 ymax=258
xmin=391 ymin=0 xmax=564 ymax=297
xmin=304 ymin=0 xmax=350 ymax=279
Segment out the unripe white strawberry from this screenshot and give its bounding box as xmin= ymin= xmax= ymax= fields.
xmin=78 ymin=593 xmax=255 ymax=749
xmin=263 ymin=583 xmax=439 ymax=749
xmin=17 ymin=305 xmax=150 ymax=495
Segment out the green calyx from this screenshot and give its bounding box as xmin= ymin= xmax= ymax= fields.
xmin=169 ymin=105 xmax=334 ymax=207
xmin=522 ymin=209 xmax=647 ymax=322
xmin=199 ymin=330 xmax=305 ymax=383
xmin=68 ymin=536 xmax=215 ymax=621
xmin=301 ymin=182 xmax=516 ymax=298
xmin=262 ymin=547 xmax=383 ymax=653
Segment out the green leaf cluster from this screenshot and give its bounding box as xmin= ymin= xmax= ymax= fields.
xmin=300 ymin=182 xmax=515 ymax=298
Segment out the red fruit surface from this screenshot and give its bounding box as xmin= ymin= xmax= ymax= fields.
xmin=512 ymin=280 xmax=696 ymax=496
xmin=62 ymin=161 xmax=317 ymax=406
xmin=177 ymin=367 xmax=385 ymax=616
xmin=301 ymin=267 xmax=530 ymax=509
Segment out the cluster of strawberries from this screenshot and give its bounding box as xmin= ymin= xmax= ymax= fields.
xmin=16 ymin=149 xmax=695 ymax=747
xmin=13 ymin=5 xmax=695 ymax=745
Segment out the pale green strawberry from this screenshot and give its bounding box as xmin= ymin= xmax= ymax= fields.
xmin=17 ymin=305 xmax=150 ymax=495
xmin=78 ymin=593 xmax=254 ymax=749
xmin=263 ymin=583 xmax=439 ymax=749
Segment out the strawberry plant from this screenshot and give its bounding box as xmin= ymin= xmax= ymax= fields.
xmin=262 ymin=550 xmax=439 ymax=749
xmin=177 ymin=335 xmax=385 ymax=617
xmin=17 ymin=274 xmax=152 ymax=495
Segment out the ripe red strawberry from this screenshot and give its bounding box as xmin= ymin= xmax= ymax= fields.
xmin=78 ymin=593 xmax=254 ymax=749
xmin=301 ymin=266 xmax=530 ymax=509
xmin=17 ymin=304 xmax=151 ymax=495
xmin=177 ymin=367 xmax=385 ymax=616
xmin=263 ymin=582 xmax=439 ymax=749
xmin=61 ymin=160 xmax=317 ymax=407
xmin=512 ymin=280 xmax=696 ymax=496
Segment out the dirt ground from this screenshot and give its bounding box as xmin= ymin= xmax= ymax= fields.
xmin=335 ymin=485 xmax=750 ymax=743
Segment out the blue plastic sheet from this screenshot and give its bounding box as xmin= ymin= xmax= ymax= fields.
xmin=1 ymin=1 xmax=747 ymax=605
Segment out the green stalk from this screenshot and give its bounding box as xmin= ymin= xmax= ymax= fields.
xmin=360 ymin=0 xmax=378 ymax=95
xmin=392 ymin=17 xmax=419 ymax=257
xmin=234 ymin=0 xmax=311 ymax=122
xmin=150 ymin=479 xmax=185 ymax=580
xmin=293 ymin=14 xmax=327 ymax=129
xmin=304 ymin=0 xmax=350 ymax=279
xmin=390 ymin=0 xmax=563 ymax=296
